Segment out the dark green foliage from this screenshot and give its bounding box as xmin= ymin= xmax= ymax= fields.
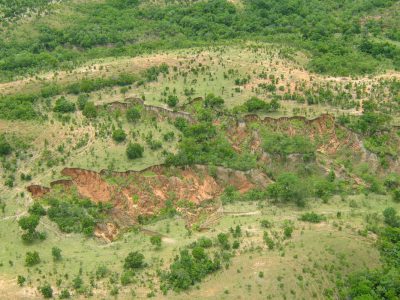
xmin=204 ymin=94 xmax=224 ymax=109
xmin=167 ymin=122 xmax=257 ymax=171
xmin=174 ymin=117 xmax=189 ymax=131
xmin=260 ymin=219 xmax=272 ymax=228
xmin=150 ymin=235 xmax=162 ymax=249
xmin=18 ymin=215 xmax=40 ymax=232
xmin=66 ymin=74 xmax=137 ymax=94
xmin=283 ymin=220 xmax=294 ymax=238
xmin=144 ymin=64 xmax=169 ymax=82
xmin=383 ymin=207 xmax=400 ymax=228
xmin=46 ymin=196 xmax=109 ymax=236
xmin=299 ymin=212 xmax=326 ymax=223
xmin=82 ymin=102 xmax=97 ymax=118
xmin=95 ymin=265 xmax=109 ymax=279
xmin=59 ymin=289 xmax=71 ymax=299
xmin=25 ymin=251 xmax=40 ymax=266
xmin=162 ymin=247 xmax=221 ymax=291
xmin=194 ymin=237 xmax=213 ymax=248
xmin=166 ymin=95 xmax=178 ymax=108
xmin=262 ymin=131 xmax=315 ymax=158
xmin=163 ymin=131 xmax=175 ymax=142
xmin=120 ymin=270 xmax=134 ymax=286
xmin=51 ymin=246 xmax=62 ymax=261
xmin=39 ymin=283 xmax=53 ymax=299
xmin=341 ymin=208 xmax=400 ymax=298
xmin=28 ymin=202 xmax=46 ymax=216
xmin=0 ymin=94 xmax=37 ymax=120
xmin=124 ymin=251 xmax=145 ymax=270
xmin=343 ymin=268 xmax=400 ymax=299
xmin=17 ymin=275 xmax=26 ymax=287
xmin=53 ymin=97 xmax=76 ymax=113
xmin=217 ymin=233 xmax=230 ymax=250
xmin=77 ymin=94 xmax=89 ymax=110
xmin=267 ymin=173 xmax=308 ymax=206
xmin=0 ymin=0 xmax=398 ymax=79
xmin=126 ymin=142 xmax=144 ymax=160
xmin=0 ymin=135 xmax=12 ymax=156
xmin=112 ymin=128 xmax=126 ymax=143
xmin=126 ymin=107 xmax=141 ymax=123
xmin=244 ymin=97 xmax=280 ymax=113
xmin=263 ymin=231 xmax=275 ymax=250
xmin=392 ymin=189 xmax=400 ymax=203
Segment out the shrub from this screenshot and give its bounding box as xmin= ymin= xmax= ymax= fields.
xmin=150 ymin=235 xmax=162 ymax=249
xmin=217 ymin=233 xmax=230 ymax=250
xmin=126 ymin=107 xmax=141 ymax=122
xmin=124 ymin=251 xmax=145 ymax=270
xmin=28 ymin=203 xmax=46 ymax=216
xmin=263 ymin=232 xmax=275 ymax=250
xmin=39 ymin=283 xmax=53 ymax=298
xmin=245 ymin=97 xmax=267 ymax=112
xmin=25 ymin=251 xmax=40 ymax=266
xmin=166 ymin=95 xmax=178 ymax=107
xmin=126 ymin=143 xmax=144 ymax=160
xmin=17 ymin=275 xmax=26 ymax=286
xmin=261 ymin=219 xmax=272 ymax=228
xmin=77 ymin=94 xmax=89 ymax=110
xmin=59 ymin=289 xmax=71 ymax=299
xmin=267 ymin=173 xmax=308 ymax=207
xmin=112 ymin=129 xmax=127 ymax=143
xmin=51 ymin=246 xmax=62 ymax=261
xmin=96 ymin=265 xmax=109 ymax=279
xmin=53 ymin=97 xmax=75 ymax=113
xmin=162 ymin=248 xmax=220 ymax=291
xmin=120 ymin=270 xmax=134 ymax=286
xmin=383 ymin=207 xmax=400 ymax=228
xmin=0 ymin=136 xmax=12 ymax=156
xmin=283 ymin=221 xmax=294 ymax=239
xmin=18 ymin=215 xmax=40 ymax=232
xmin=299 ymin=212 xmax=326 ymax=223
xmin=204 ymin=94 xmax=224 ymax=108
xmin=82 ymin=102 xmax=97 ymax=118
xmin=392 ymin=189 xmax=400 ymax=203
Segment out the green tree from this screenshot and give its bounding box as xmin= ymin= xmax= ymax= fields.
xmin=82 ymin=102 xmax=97 ymax=118
xmin=167 ymin=95 xmax=178 ymax=107
xmin=112 ymin=128 xmax=127 ymax=143
xmin=28 ymin=202 xmax=46 ymax=216
xmin=124 ymin=251 xmax=145 ymax=270
xmin=18 ymin=215 xmax=40 ymax=232
xmin=126 ymin=143 xmax=144 ymax=160
xmin=204 ymin=94 xmax=224 ymax=108
xmin=51 ymin=246 xmax=62 ymax=261
xmin=53 ymin=97 xmax=76 ymax=113
xmin=39 ymin=283 xmax=53 ymax=299
xmin=25 ymin=251 xmax=40 ymax=266
xmin=126 ymin=107 xmax=141 ymax=122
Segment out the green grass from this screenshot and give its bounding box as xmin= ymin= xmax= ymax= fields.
xmin=1 ymin=193 xmax=397 ymax=299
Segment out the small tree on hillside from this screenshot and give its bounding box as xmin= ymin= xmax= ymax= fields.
xmin=124 ymin=251 xmax=145 ymax=270
xmin=126 ymin=107 xmax=141 ymax=122
xmin=126 ymin=143 xmax=144 ymax=160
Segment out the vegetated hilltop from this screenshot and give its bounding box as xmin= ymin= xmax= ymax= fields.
xmin=1 ymin=0 xmax=400 ymax=82
xmin=0 ymin=1 xmax=400 ymax=299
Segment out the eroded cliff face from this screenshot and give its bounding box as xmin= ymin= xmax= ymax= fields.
xmin=230 ymin=114 xmax=362 ymax=156
xmin=27 ymin=165 xmax=266 ymax=241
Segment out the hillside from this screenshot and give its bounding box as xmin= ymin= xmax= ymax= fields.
xmin=1 ymin=1 xmax=400 ymax=299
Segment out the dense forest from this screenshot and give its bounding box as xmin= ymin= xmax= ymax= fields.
xmin=0 ymin=0 xmax=399 ymax=80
